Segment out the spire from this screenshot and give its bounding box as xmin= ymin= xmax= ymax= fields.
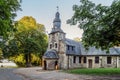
xmin=50 ymin=7 xmax=64 ymax=34
xmin=53 ymin=6 xmax=61 ymax=28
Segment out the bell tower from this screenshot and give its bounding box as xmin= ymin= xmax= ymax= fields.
xmin=48 ymin=7 xmax=66 ymax=52
xmin=43 ymin=7 xmax=66 ymax=70
xmin=53 ymin=6 xmax=61 ymax=28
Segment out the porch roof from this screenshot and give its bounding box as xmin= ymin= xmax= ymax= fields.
xmin=43 ymin=50 xmax=59 ymax=59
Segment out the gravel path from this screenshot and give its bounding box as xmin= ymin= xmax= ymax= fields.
xmin=0 ymin=67 xmax=120 ymax=80
xmin=0 ymin=68 xmax=25 ymax=80
xmin=14 ymin=67 xmax=120 ymax=80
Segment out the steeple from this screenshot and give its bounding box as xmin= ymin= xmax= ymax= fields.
xmin=50 ymin=7 xmax=64 ymax=34
xmin=53 ymin=6 xmax=61 ymax=28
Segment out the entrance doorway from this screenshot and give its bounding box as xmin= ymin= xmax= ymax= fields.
xmin=55 ymin=61 xmax=58 ymax=70
xmin=88 ymin=59 xmax=92 ymax=68
xmin=44 ymin=60 xmax=47 ymax=70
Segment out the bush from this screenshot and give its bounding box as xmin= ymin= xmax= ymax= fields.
xmin=10 ymin=53 xmax=41 ymax=67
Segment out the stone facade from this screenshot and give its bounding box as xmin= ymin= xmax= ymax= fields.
xmin=42 ymin=11 xmax=120 ymax=70
xmin=66 ymin=56 xmax=120 ymax=69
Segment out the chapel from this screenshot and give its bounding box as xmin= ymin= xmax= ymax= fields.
xmin=42 ymin=10 xmax=120 ymax=70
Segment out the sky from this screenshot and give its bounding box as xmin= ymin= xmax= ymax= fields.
xmin=15 ymin=0 xmax=114 ymax=39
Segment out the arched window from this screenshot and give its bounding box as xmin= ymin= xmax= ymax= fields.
xmin=50 ymin=44 xmax=52 ymax=49
xmin=55 ymin=43 xmax=57 ymax=48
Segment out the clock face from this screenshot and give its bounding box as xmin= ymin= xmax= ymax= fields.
xmin=54 ymin=22 xmax=61 ymax=28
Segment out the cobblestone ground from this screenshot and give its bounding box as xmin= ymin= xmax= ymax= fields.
xmin=14 ymin=67 xmax=120 ymax=80
xmin=0 ymin=68 xmax=25 ymax=80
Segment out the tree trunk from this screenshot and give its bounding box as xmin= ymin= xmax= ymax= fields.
xmin=25 ymin=54 xmax=29 ymax=67
xmin=40 ymin=52 xmax=44 ymax=66
xmin=40 ymin=57 xmax=42 ymax=66
xmin=28 ymin=53 xmax=32 ymax=67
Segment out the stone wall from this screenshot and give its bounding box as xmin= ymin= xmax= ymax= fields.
xmin=67 ymin=56 xmax=82 ymax=69
xmin=58 ymin=54 xmax=68 ymax=69
xmin=100 ymin=56 xmax=118 ymax=68
xmin=43 ymin=59 xmax=58 ymax=70
xmin=64 ymin=55 xmax=120 ymax=69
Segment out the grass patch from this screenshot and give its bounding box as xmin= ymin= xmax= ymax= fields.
xmin=64 ymin=68 xmax=120 ymax=75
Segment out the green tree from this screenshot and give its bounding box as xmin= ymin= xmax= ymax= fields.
xmin=68 ymin=0 xmax=120 ymax=51
xmin=0 ymin=0 xmax=21 ymax=38
xmin=9 ymin=54 xmax=25 ymax=67
xmin=2 ymin=16 xmax=48 ymax=67
xmin=19 ymin=16 xmax=37 ymax=30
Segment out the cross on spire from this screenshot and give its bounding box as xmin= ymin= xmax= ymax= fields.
xmin=57 ymin=6 xmax=59 ymax=12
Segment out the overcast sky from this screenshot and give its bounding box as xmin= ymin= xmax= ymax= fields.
xmin=15 ymin=0 xmax=114 ymax=39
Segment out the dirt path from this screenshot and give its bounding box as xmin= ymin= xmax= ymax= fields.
xmin=14 ymin=67 xmax=120 ymax=80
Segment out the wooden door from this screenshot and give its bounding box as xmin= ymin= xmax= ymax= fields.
xmin=88 ymin=59 xmax=92 ymax=68
xmin=55 ymin=61 xmax=58 ymax=70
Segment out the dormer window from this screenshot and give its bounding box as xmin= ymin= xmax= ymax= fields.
xmin=67 ymin=45 xmax=70 ymax=50
xmin=67 ymin=45 xmax=75 ymax=51
xmin=72 ymin=46 xmax=75 ymax=51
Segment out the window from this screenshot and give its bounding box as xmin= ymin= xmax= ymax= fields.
xmin=83 ymin=57 xmax=86 ymax=63
xmin=72 ymin=46 xmax=75 ymax=51
xmin=95 ymin=56 xmax=99 ymax=63
xmin=67 ymin=45 xmax=70 ymax=50
xmin=50 ymin=44 xmax=52 ymax=49
xmin=55 ymin=43 xmax=57 ymax=48
xmin=79 ymin=57 xmax=81 ymax=63
xmin=72 ymin=46 xmax=74 ymax=51
xmin=73 ymin=56 xmax=76 ymax=63
xmin=107 ymin=57 xmax=111 ymax=64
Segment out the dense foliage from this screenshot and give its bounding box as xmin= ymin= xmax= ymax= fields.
xmin=9 ymin=53 xmax=41 ymax=67
xmin=68 ymin=0 xmax=120 ymax=51
xmin=0 ymin=0 xmax=21 ymax=38
xmin=2 ymin=16 xmax=48 ymax=67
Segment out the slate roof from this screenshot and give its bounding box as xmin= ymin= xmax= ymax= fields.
xmin=82 ymin=47 xmax=120 ymax=56
xmin=53 ymin=12 xmax=61 ymax=23
xmin=65 ymin=38 xmax=120 ymax=56
xmin=50 ymin=28 xmax=64 ymax=34
xmin=43 ymin=50 xmax=59 ymax=59
xmin=65 ymin=38 xmax=81 ymax=55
